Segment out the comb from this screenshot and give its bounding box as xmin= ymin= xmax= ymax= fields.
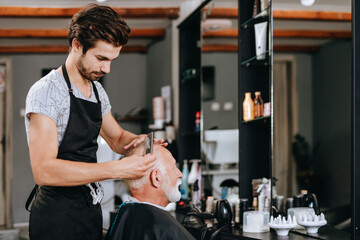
xmin=146 ymin=132 xmax=154 ymax=154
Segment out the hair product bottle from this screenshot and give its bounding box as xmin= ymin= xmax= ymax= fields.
xmin=180 ymin=160 xmax=189 ymax=200
xmin=243 ymin=92 xmax=254 ymax=121
xmin=254 ymin=91 xmax=264 ymax=118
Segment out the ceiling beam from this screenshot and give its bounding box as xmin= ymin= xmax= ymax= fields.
xmin=0 ymin=7 xmax=349 ymax=22
xmin=202 ymin=44 xmax=238 ymax=52
xmin=204 ymin=8 xmax=238 ymax=19
xmin=203 ymin=29 xmax=351 ymax=39
xmin=273 ymin=10 xmax=351 ymax=21
xmin=274 ymin=29 xmax=351 ymax=39
xmin=273 ymin=45 xmax=320 ymax=52
xmin=0 ymin=29 xmax=166 ymax=38
xmin=203 ymin=8 xmax=351 ymax=21
xmin=203 ymin=29 xmax=237 ymax=38
xmin=201 ymin=44 xmax=320 ymax=52
xmin=0 ymin=7 xmax=179 ymax=19
xmin=0 ymin=45 xmax=148 ymax=53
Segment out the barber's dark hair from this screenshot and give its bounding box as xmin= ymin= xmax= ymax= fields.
xmin=68 ymin=4 xmax=131 ymax=54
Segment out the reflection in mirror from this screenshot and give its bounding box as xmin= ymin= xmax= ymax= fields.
xmin=200 ymin=0 xmax=239 ymax=200
xmin=272 ymin=0 xmax=351 ymax=229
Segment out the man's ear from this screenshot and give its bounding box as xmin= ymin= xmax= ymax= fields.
xmin=72 ymin=38 xmax=82 ymax=53
xmin=150 ymin=169 xmax=162 ymax=188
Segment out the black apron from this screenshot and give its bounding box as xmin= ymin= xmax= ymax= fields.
xmin=27 ymin=64 xmax=103 ymax=240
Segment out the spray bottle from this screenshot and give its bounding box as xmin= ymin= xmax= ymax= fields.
xmin=191 ymin=179 xmax=201 ymax=211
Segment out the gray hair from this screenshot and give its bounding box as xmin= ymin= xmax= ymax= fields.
xmin=124 ymin=141 xmax=166 ymax=190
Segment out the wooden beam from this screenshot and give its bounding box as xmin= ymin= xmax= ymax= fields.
xmin=202 ymin=44 xmax=320 ymax=53
xmin=0 ymin=45 xmax=148 ymax=53
xmin=202 ymin=8 xmax=351 ymax=21
xmin=0 ymin=7 xmax=179 ymax=19
xmin=0 ymin=45 xmax=69 ymax=53
xmin=1 ymin=7 xmax=349 ymax=22
xmin=274 ymin=29 xmax=351 ymax=39
xmin=202 ymin=44 xmax=238 ymax=52
xmin=204 ymin=8 xmax=238 ymax=18
xmin=131 ymin=29 xmax=165 ymax=38
xmin=0 ymin=29 xmax=165 ymax=38
xmin=273 ymin=10 xmax=351 ymax=21
xmin=0 ymin=29 xmax=67 ymax=38
xmin=273 ymin=45 xmax=320 ymax=52
xmin=203 ymin=29 xmax=351 ymax=39
xmin=203 ymin=29 xmax=237 ymax=38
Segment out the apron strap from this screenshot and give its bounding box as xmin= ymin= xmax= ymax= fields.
xmin=61 ymin=64 xmax=74 ymax=93
xmin=62 ymin=63 xmax=101 ymax=103
xmin=25 ymin=184 xmax=39 ymax=212
xmin=89 ymin=80 xmax=100 ymax=103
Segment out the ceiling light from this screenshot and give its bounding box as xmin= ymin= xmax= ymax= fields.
xmin=96 ymin=0 xmax=107 ymax=3
xmin=301 ymin=0 xmax=315 ymax=7
xmin=202 ymin=19 xmax=232 ymax=31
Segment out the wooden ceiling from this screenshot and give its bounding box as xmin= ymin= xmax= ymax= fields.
xmin=0 ymin=6 xmax=351 ymax=54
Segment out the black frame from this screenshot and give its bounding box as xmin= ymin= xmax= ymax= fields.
xmin=352 ymin=0 xmax=360 ymax=239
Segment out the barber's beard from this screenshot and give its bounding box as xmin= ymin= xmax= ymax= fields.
xmin=76 ymin=55 xmax=104 ymax=81
xmin=161 ymin=174 xmax=182 ymax=203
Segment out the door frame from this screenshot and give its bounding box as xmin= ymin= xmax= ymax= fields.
xmin=0 ymin=57 xmax=13 ymax=228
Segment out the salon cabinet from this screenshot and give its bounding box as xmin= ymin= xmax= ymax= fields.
xmin=238 ymin=0 xmax=272 ymax=200
xmin=177 ymin=2 xmax=206 ymax=164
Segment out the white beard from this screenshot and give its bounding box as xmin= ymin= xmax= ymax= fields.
xmin=161 ymin=174 xmax=182 ymax=203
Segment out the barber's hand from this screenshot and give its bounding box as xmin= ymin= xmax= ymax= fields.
xmin=154 ymin=138 xmax=168 ymax=147
xmin=116 ymin=154 xmax=156 ymax=179
xmin=124 ymin=134 xmax=147 ymax=150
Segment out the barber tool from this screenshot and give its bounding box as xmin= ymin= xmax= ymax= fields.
xmin=269 ymin=215 xmax=297 ymax=236
xmin=146 ymin=132 xmax=154 ymax=154
xmin=297 ymin=213 xmax=327 ymax=234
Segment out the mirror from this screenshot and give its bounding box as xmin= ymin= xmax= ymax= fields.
xmin=272 ymin=0 xmax=351 ymax=228
xmin=200 ymin=0 xmax=239 ymax=200
xmin=198 ymin=0 xmax=351 ymax=229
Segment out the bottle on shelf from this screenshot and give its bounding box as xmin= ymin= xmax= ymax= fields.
xmin=254 ymin=91 xmax=264 ymax=118
xmin=252 ymin=196 xmax=258 ymax=211
xmin=191 ymin=179 xmax=201 ymax=211
xmin=195 ymin=111 xmax=201 ymax=132
xmin=243 ymin=92 xmax=254 ymax=121
xmin=180 ymin=160 xmax=189 ymax=200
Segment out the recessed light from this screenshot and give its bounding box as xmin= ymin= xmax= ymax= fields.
xmin=301 ymin=0 xmax=315 ymax=7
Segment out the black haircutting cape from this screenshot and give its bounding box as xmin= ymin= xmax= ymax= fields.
xmin=106 ymin=202 xmax=195 ymax=240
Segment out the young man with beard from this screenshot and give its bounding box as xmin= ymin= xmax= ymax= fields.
xmin=106 ymin=143 xmax=195 ymax=240
xmin=24 ymin=4 xmax=164 ymax=240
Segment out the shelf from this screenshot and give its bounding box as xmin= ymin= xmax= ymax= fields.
xmin=242 ymin=115 xmax=270 ymax=124
xmin=241 ymin=50 xmax=270 ymax=66
xmin=241 ymin=7 xmax=270 ymax=29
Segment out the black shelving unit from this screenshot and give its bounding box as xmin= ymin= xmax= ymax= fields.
xmin=352 ymin=0 xmax=360 ymax=238
xmin=238 ymin=0 xmax=272 ymax=201
xmin=178 ymin=1 xmax=211 ymax=164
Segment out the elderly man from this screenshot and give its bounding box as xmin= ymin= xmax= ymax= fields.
xmin=106 ymin=143 xmax=195 ymax=240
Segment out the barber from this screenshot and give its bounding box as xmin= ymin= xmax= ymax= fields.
xmin=25 ymin=4 xmax=164 ymax=240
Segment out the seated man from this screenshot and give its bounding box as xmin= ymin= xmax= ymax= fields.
xmin=106 ymin=143 xmax=195 ymax=240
